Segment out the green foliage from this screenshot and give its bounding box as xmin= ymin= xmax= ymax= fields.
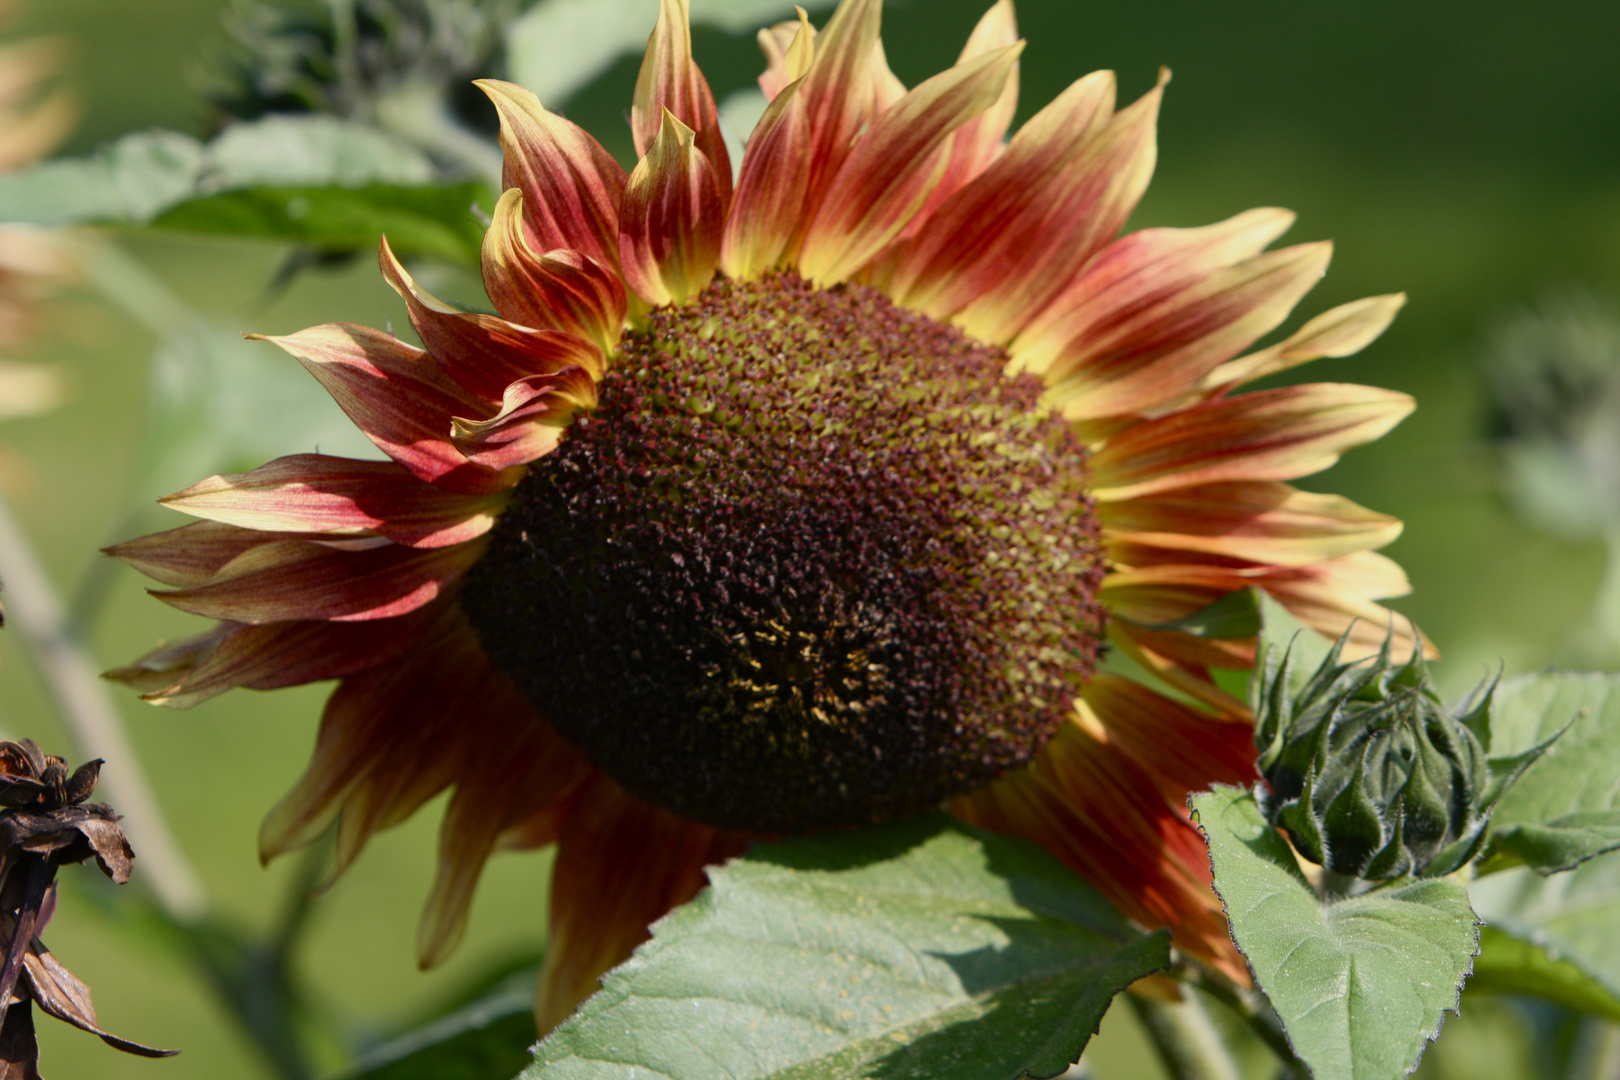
xmin=523 ymin=814 xmax=1169 ymax=1080
xmin=1192 ymin=786 xmax=1481 ymax=1080
xmin=1482 ymin=672 xmax=1620 ymax=873
xmin=152 ymin=182 xmax=490 ymax=264
xmin=1471 ymin=849 xmax=1620 ymax=1007
xmin=1467 ymin=926 xmax=1620 ymax=1022
xmin=341 ymin=968 xmax=537 ymax=1080
xmin=0 ymin=115 xmax=488 ymax=262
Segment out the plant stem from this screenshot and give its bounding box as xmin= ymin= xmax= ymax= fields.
xmin=1129 ymin=989 xmax=1243 ymax=1080
xmin=0 ymin=491 xmax=208 ymax=921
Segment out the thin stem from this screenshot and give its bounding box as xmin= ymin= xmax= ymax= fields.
xmin=0 ymin=493 xmax=208 ymax=921
xmin=1129 ymin=990 xmax=1243 ymax=1080
xmin=1194 ymin=974 xmax=1308 ymax=1079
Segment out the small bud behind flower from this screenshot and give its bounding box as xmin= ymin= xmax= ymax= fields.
xmin=0 ymin=739 xmax=177 ymax=1075
xmin=1254 ymin=631 xmax=1548 ymax=881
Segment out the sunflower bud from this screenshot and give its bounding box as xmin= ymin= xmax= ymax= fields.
xmin=1254 ymin=633 xmax=1513 ymax=881
xmin=0 ymin=739 xmax=177 ymax=1073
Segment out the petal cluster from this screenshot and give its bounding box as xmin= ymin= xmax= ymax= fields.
xmin=109 ymin=0 xmax=1421 ymax=1029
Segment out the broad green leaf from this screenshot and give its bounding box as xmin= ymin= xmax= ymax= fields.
xmin=342 ymin=968 xmax=537 ymax=1079
xmin=151 ymin=182 xmax=492 ymax=264
xmin=0 ymin=116 xmax=434 ymax=228
xmin=1191 ymin=786 xmax=1480 ymax=1080
xmin=1470 ymin=848 xmax=1620 ymax=1004
xmin=523 ymin=813 xmax=1168 ymax=1080
xmin=1482 ymin=672 xmax=1620 ymax=873
xmin=1465 ymin=926 xmax=1620 ymax=1021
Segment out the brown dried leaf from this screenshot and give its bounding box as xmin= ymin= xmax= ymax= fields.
xmin=23 ymin=948 xmax=175 ymax=1058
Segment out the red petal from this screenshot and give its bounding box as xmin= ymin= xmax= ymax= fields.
xmin=380 ymin=237 xmax=604 ymax=403
xmin=451 ymin=366 xmax=598 ymax=471
xmin=161 ymin=454 xmax=505 ymax=549
xmin=1090 ymin=383 xmax=1415 ymax=500
xmin=797 ymin=41 xmax=1024 ymax=286
xmin=903 ymin=0 xmax=1021 ymax=234
xmin=481 ymin=189 xmax=627 ymax=354
xmin=154 ymin=538 xmax=482 ymax=624
xmin=251 ymin=324 xmax=510 ymax=494
xmin=632 ymin=0 xmax=732 ymax=206
xmin=618 ymin=109 xmax=725 ymax=306
xmin=720 ymin=77 xmax=812 ymax=279
xmin=477 ymin=80 xmax=627 ymax=272
xmin=107 ymin=521 xmax=316 ymax=588
xmin=1098 ymin=480 xmax=1403 ymax=566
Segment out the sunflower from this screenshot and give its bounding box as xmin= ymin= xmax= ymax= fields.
xmin=110 ymin=0 xmax=1420 ymax=1030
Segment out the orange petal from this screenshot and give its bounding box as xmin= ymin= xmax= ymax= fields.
xmin=882 ymin=68 xmax=1115 ymax=314
xmin=477 ymin=79 xmax=627 ymax=272
xmin=780 ymin=0 xmax=883 ymax=261
xmin=889 ymin=71 xmax=1163 ymax=347
xmin=161 ymin=454 xmax=505 ymax=549
xmin=260 ymin=614 xmax=485 ymax=861
xmin=1090 ymin=382 xmax=1415 ymax=501
xmin=1079 ymin=673 xmax=1257 ymax=802
xmin=618 ymin=109 xmax=725 ymax=306
xmin=720 ymin=76 xmax=812 ymax=280
xmin=1044 ymin=241 xmax=1332 ymax=420
xmin=250 ymin=324 xmax=510 ymax=495
xmin=632 ymin=0 xmax=731 ymax=206
xmin=482 ymin=189 xmax=627 ymax=355
xmin=1203 ymin=292 xmax=1408 ymax=392
xmin=1007 ymin=206 xmax=1298 ymax=379
xmin=418 ymin=708 xmax=592 ymax=968
xmin=537 ymin=775 xmax=746 ymax=1032
xmin=450 ymin=366 xmax=598 ymax=471
xmin=1099 ymin=480 xmax=1402 ymax=566
xmin=951 ymin=724 xmax=1247 ymax=981
xmin=1109 ymin=625 xmax=1249 ymax=716
xmin=381 ymin=237 xmax=605 ymax=401
xmin=153 ymin=538 xmax=482 ymax=624
xmin=904 ymin=0 xmax=1021 ymax=233
xmin=797 ymin=41 xmax=1024 ymax=286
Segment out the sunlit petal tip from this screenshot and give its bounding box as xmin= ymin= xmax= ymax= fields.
xmin=756 ymin=8 xmax=816 ymax=100
xmin=1204 ymin=290 xmax=1409 ymax=391
xmin=619 ymin=108 xmax=725 ymax=307
xmin=633 ymin=0 xmax=731 ymax=205
xmin=798 ymin=40 xmax=1025 ymax=286
xmin=482 ymin=189 xmax=627 ymax=358
xmin=474 ymin=79 xmax=627 ymax=272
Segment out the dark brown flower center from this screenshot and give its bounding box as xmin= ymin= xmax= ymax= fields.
xmin=462 ymin=272 xmax=1107 ymax=832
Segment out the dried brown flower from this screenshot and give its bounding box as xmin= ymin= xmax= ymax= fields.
xmin=0 ymin=739 xmax=175 ymax=1078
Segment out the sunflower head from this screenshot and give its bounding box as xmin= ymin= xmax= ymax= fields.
xmin=465 ymin=270 xmax=1107 ymax=832
xmin=111 ymin=0 xmax=1423 ymax=1025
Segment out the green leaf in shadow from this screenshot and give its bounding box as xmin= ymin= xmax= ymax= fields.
xmin=523 ymin=813 xmax=1168 ymax=1080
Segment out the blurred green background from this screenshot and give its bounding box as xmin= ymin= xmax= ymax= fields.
xmin=2 ymin=0 xmax=1619 ymax=1076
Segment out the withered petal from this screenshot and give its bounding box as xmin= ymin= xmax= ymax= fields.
xmin=0 ymin=999 xmax=39 ymax=1080
xmin=23 ymin=949 xmax=176 ymax=1058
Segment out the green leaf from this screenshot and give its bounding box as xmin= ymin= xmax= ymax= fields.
xmin=341 ymin=968 xmax=537 ymax=1080
xmin=1482 ymin=672 xmax=1620 ymax=873
xmin=1466 ymin=926 xmax=1620 ymax=1021
xmin=1130 ymin=587 xmax=1263 ymax=640
xmin=0 ymin=115 xmax=435 ymax=228
xmin=151 ymin=182 xmax=492 ymax=264
xmin=1191 ymin=786 xmax=1480 ymax=1080
xmin=523 ymin=813 xmax=1169 ymax=1080
xmin=1470 ymin=848 xmax=1620 ymax=1006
